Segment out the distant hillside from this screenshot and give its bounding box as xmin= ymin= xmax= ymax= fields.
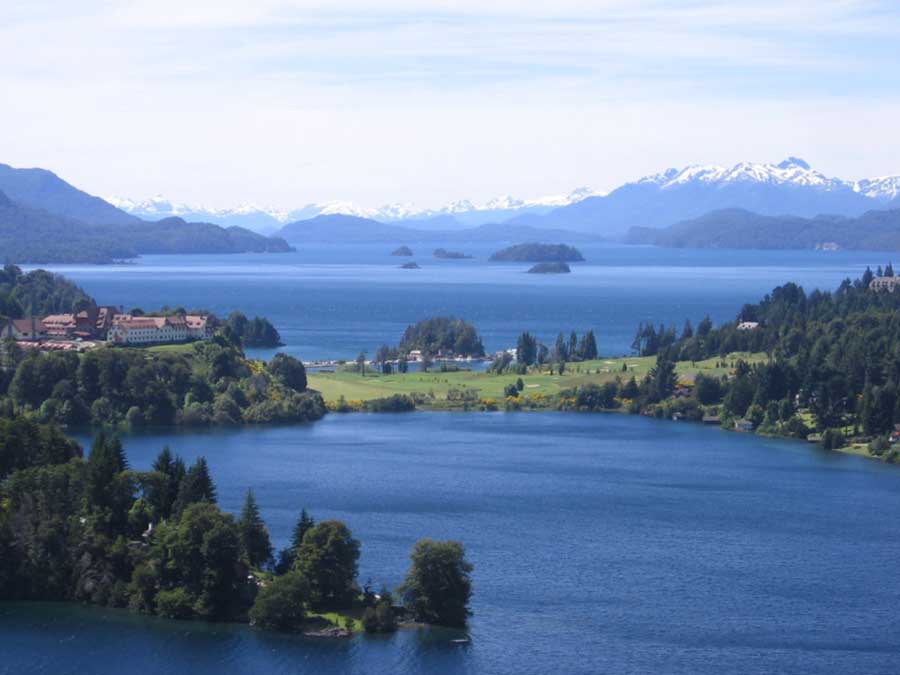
xmin=274 ymin=213 xmax=597 ymax=243
xmin=0 ymin=189 xmax=292 ymax=263
xmin=626 ymin=207 xmax=900 ymax=251
xmin=0 ymin=163 xmax=140 ymax=226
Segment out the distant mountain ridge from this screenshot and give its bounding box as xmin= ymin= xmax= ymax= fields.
xmin=109 ymin=158 xmax=900 ymax=238
xmin=108 ymin=187 xmax=602 ymax=233
xmin=627 ymin=207 xmax=900 ymax=251
xmin=273 ymin=214 xmax=598 ymax=244
xmin=505 ymin=158 xmax=900 ymax=237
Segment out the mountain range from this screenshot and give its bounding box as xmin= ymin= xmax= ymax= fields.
xmin=0 ymin=164 xmax=292 ymax=263
xmin=4 ymin=157 xmax=900 ymax=259
xmin=106 ymin=187 xmax=599 ymax=235
xmin=109 ymin=158 xmax=900 ymax=238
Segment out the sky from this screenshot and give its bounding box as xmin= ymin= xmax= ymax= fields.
xmin=2 ymin=0 xmax=900 ymax=210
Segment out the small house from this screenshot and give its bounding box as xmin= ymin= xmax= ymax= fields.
xmin=734 ymin=419 xmax=754 ymax=432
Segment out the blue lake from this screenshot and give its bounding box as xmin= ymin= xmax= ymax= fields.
xmin=28 ymin=243 xmax=891 ymax=361
xmin=9 ymin=246 xmax=900 ymax=673
xmin=4 ymin=413 xmax=900 ymax=674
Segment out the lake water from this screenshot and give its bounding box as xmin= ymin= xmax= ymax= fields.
xmin=4 ymin=413 xmax=900 ymax=674
xmin=28 ymin=244 xmax=890 ymax=361
xmin=9 ymin=246 xmax=900 ymax=673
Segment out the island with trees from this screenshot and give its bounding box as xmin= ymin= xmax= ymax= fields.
xmin=399 ymin=261 xmax=421 ymax=269
xmin=489 ymin=243 xmax=585 ymax=263
xmin=433 ymin=248 xmax=472 ymax=259
xmin=0 ymin=427 xmax=473 ymax=635
xmin=527 ymin=262 xmax=571 ymax=274
xmin=391 ymin=246 xmax=413 ymax=256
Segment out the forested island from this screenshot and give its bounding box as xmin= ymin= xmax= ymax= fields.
xmin=433 ymin=248 xmax=472 ymax=259
xmin=391 ymin=246 xmax=413 ymax=256
xmin=490 ymin=243 xmax=584 ymax=262
xmin=527 ymin=262 xmax=571 ymax=274
xmin=0 ymin=428 xmax=473 ymax=634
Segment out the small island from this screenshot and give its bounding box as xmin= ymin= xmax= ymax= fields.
xmin=399 ymin=261 xmax=420 ymax=269
xmin=489 ymin=242 xmax=585 ymax=263
xmin=527 ymin=262 xmax=571 ymax=274
xmin=433 ymin=248 xmax=472 ymax=259
xmin=391 ymin=246 xmax=413 ymax=256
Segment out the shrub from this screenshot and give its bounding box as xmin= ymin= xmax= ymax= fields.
xmin=249 ymin=572 xmax=309 ymax=631
xmin=155 ymin=587 xmax=195 ymax=619
xmin=822 ymin=428 xmax=846 ymax=450
xmin=362 ymin=600 xmax=397 ymax=633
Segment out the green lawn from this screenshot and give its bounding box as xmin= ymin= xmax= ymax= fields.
xmin=307 ymin=352 xmax=766 ymax=404
xmin=145 ymin=342 xmax=196 ymax=354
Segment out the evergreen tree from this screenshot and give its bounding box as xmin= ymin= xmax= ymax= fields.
xmin=292 ymin=509 xmax=315 ymax=550
xmin=173 ymin=457 xmax=217 ymax=514
xmin=516 ymin=332 xmax=537 ymax=366
xmin=238 ymin=489 xmax=273 ymax=569
xmin=567 ymin=331 xmax=579 ymax=361
xmin=86 ymin=431 xmax=127 ymax=511
xmin=578 ymin=330 xmax=598 ymax=360
xmin=680 ymin=320 xmax=694 ymax=340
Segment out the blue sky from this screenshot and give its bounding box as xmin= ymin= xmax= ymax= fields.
xmin=3 ymin=0 xmax=900 ymax=208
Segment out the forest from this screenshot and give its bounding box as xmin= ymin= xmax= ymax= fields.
xmin=0 ymin=424 xmax=473 ymax=633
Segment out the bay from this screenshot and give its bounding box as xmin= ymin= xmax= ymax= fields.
xmin=4 ymin=412 xmax=900 ymax=674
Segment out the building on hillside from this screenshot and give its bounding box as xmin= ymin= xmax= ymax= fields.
xmin=869 ymin=276 xmax=900 ymax=292
xmin=736 ymin=321 xmax=760 ymax=331
xmin=41 ymin=313 xmax=78 ymax=338
xmin=0 ymin=317 xmax=46 ymax=341
xmin=107 ymin=314 xmax=215 ymax=345
xmin=40 ymin=305 xmax=122 ymax=340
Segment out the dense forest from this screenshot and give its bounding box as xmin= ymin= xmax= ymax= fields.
xmin=0 ymin=425 xmax=473 ymax=632
xmin=0 ymin=333 xmax=323 ymax=427
xmin=489 ymin=243 xmax=585 ymax=262
xmin=0 ymin=265 xmax=94 ymax=317
xmin=616 ymin=267 xmax=900 ymax=456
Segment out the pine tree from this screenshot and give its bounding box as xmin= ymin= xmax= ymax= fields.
xmin=292 ymin=509 xmax=315 ymax=550
xmin=579 ymin=330 xmax=598 ymax=360
xmin=173 ymin=456 xmax=217 ymax=514
xmin=238 ymin=489 xmax=273 ymax=569
xmin=86 ymin=431 xmax=127 ymax=511
xmin=567 ymin=331 xmax=578 ymax=361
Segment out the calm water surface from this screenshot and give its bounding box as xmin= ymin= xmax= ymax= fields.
xmin=28 ymin=244 xmax=891 ymax=361
xmin=4 ymin=413 xmax=900 ymax=674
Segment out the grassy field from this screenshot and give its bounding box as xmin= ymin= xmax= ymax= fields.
xmin=145 ymin=342 xmax=196 ymax=354
xmin=307 ymin=352 xmax=766 ymax=404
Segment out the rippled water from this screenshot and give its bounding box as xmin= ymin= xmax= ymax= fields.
xmin=5 ymin=413 xmax=900 ymax=674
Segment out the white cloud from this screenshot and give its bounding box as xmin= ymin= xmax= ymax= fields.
xmin=1 ymin=1 xmax=899 ymax=208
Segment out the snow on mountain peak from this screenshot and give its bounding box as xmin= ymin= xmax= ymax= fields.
xmin=633 ymin=158 xmax=844 ymax=192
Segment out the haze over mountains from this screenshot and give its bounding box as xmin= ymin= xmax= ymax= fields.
xmin=4 ymin=157 xmax=900 ymax=263
xmin=110 ymin=158 xmax=900 ymax=238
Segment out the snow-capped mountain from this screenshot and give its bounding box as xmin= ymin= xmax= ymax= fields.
xmin=504 ymin=158 xmax=900 ymax=237
xmin=639 ymin=157 xmax=853 ymax=192
xmin=108 ymin=187 xmax=602 ymax=233
xmin=108 ymin=159 xmax=900 ymax=238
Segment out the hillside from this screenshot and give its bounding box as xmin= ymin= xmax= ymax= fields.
xmin=0 ymin=190 xmax=293 ymax=263
xmin=274 ymin=213 xmax=596 ymax=243
xmin=626 ymin=207 xmax=900 ymax=251
xmin=0 ymin=163 xmax=140 ymax=226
